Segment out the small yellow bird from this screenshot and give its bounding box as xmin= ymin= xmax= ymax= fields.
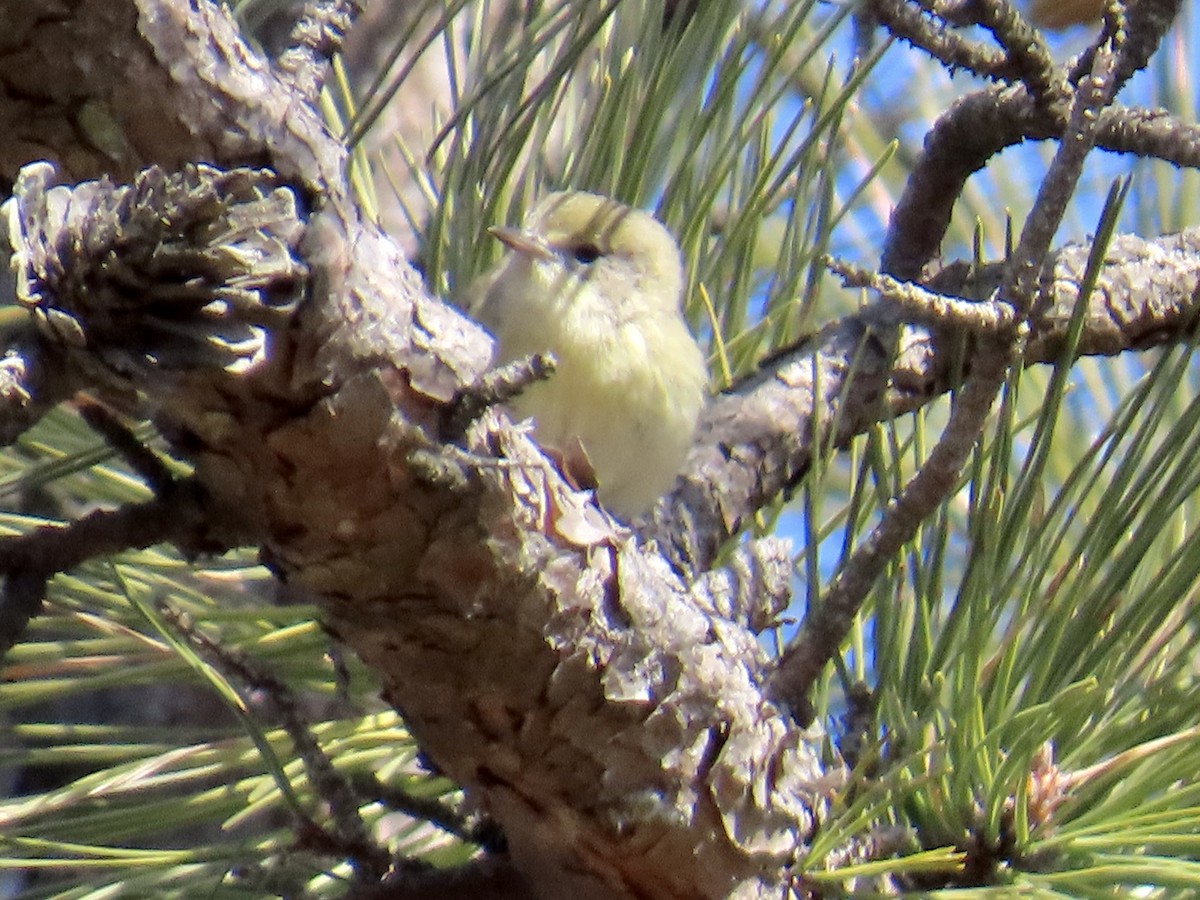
xmin=474 ymin=191 xmax=708 ymax=518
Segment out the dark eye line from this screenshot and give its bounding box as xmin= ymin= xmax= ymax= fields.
xmin=568 ymin=243 xmax=603 ymax=264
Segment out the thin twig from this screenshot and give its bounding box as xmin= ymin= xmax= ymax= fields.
xmin=350 ymin=772 xmax=504 ymax=851
xmin=867 ymin=0 xmax=1014 ymax=80
xmin=75 ymin=398 xmax=175 ymax=496
xmin=768 ymin=25 xmax=1126 ymax=715
xmin=0 ymin=478 xmax=245 ymax=657
xmin=162 ymin=606 xmax=392 ymax=883
xmin=941 ymin=0 xmax=1062 ymax=103
xmin=828 ymin=257 xmax=1018 ymax=333
xmin=441 ymin=352 xmax=556 ymax=440
xmin=880 ymin=0 xmax=1181 ymax=281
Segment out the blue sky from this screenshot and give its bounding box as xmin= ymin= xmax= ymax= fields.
xmin=764 ymin=6 xmax=1200 ymax=685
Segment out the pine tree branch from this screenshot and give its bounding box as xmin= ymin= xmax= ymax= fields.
xmin=4 ymin=2 xmax=1200 ymax=897
xmin=652 ymin=224 xmax=1200 ymax=577
xmin=0 ymin=476 xmax=246 ymax=656
xmin=881 ymin=0 xmax=1183 ymax=280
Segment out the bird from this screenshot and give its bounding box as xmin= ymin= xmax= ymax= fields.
xmin=472 ymin=190 xmax=708 ymax=519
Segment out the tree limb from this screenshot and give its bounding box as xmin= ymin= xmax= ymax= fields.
xmin=3 ymin=2 xmax=1200 ymax=898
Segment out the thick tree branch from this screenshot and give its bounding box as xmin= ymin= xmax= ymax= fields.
xmin=1 ymin=5 xmax=827 ymax=897
xmin=4 ymin=2 xmax=1200 ymax=898
xmin=653 ymin=0 xmax=1189 ymax=578
xmin=655 ymin=223 xmax=1200 ymax=576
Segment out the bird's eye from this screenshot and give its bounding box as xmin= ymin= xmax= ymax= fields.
xmin=571 ymin=243 xmax=602 ymax=264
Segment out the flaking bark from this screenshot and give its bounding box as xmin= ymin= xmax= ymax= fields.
xmin=4 ymin=1 xmax=1200 ymax=897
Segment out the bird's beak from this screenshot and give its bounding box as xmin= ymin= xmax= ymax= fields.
xmin=488 ymin=226 xmax=556 ymax=261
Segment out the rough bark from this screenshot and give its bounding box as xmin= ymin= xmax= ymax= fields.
xmin=2 ymin=3 xmax=822 ymax=898
xmin=2 ymin=2 xmax=1198 ymax=898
